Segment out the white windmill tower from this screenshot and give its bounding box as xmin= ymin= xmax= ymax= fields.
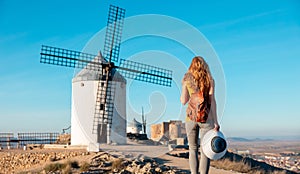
xmin=71 ymin=52 xmax=127 ymax=150
xmin=40 ymin=5 xmax=172 ymax=152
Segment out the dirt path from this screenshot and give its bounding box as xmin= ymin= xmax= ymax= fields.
xmin=100 ymin=141 xmax=240 ymax=174
xmin=156 ymin=153 xmax=241 ymax=174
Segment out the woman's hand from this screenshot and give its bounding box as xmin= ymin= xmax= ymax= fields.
xmin=214 ymin=123 xmax=220 ymax=131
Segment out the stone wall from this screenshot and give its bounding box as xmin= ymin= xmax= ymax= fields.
xmin=0 ymin=150 xmax=89 ymax=173
xmin=150 ymin=123 xmax=162 ymax=140
xmin=150 ymin=120 xmax=186 ymax=142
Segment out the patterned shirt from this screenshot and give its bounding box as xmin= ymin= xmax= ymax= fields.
xmin=182 ymin=72 xmax=214 ymax=122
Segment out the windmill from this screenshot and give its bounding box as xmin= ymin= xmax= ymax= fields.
xmin=141 ymin=107 xmax=146 ymax=135
xmin=40 ymin=5 xmax=172 ymax=150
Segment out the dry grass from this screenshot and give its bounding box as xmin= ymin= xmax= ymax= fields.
xmin=44 ymin=162 xmax=66 ymax=172
xmin=44 ymin=160 xmax=79 ymax=173
xmin=66 ymin=160 xmax=79 ymax=169
xmin=211 ymin=158 xmax=252 ymax=173
xmin=62 ymin=164 xmax=72 ymax=174
xmin=211 ymin=158 xmax=289 ymax=174
xmin=250 ymin=171 xmax=288 ymax=174
xmin=80 ymin=161 xmax=90 ymax=172
xmin=111 ymin=158 xmax=125 ymax=171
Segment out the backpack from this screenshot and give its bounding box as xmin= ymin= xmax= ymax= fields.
xmin=187 ymin=90 xmax=211 ymax=123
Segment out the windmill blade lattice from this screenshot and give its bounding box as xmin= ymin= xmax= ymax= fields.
xmin=103 ymin=5 xmax=125 ymax=63
xmin=40 ymin=45 xmax=101 ymax=72
xmin=92 ymin=81 xmax=116 ymax=134
xmin=39 ymin=4 xmax=173 ymax=144
xmin=117 ymin=59 xmax=172 ymax=87
xmin=40 ymin=45 xmax=173 ymax=87
xmin=92 ymin=5 xmax=125 ymax=137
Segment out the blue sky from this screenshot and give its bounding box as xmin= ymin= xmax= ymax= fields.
xmin=0 ymin=0 xmax=299 ymax=139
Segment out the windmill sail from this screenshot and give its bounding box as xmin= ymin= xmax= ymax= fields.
xmin=40 ymin=4 xmax=173 ymax=146
xmin=103 ymin=5 xmax=125 ymax=63
xmin=92 ymin=80 xmax=116 ymax=133
xmin=40 ymin=45 xmax=100 ymax=71
xmin=117 ymin=59 xmax=172 ymax=87
xmin=40 ymin=45 xmax=173 ymax=87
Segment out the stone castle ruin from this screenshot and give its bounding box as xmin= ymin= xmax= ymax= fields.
xmin=150 ymin=120 xmax=186 ymax=145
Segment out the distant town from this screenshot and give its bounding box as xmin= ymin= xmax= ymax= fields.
xmin=128 ymin=118 xmax=300 ymax=173
xmin=229 ymin=138 xmax=300 ymax=173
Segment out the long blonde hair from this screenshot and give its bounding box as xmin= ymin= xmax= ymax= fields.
xmin=188 ymin=56 xmax=212 ymax=94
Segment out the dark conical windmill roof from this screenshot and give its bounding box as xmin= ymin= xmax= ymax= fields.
xmin=72 ymin=51 xmax=126 ymax=83
xmin=128 ymin=118 xmax=142 ymax=127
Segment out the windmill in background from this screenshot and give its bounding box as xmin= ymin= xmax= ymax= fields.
xmin=40 ymin=5 xmax=172 ymax=151
xmin=141 ymin=107 xmax=146 ymax=135
xmin=126 ymin=107 xmax=148 ymax=140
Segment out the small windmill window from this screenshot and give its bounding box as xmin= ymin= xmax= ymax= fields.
xmin=100 ymin=104 xmax=104 ymax=110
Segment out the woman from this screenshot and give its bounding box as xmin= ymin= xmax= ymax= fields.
xmin=180 ymin=56 xmax=220 ymax=174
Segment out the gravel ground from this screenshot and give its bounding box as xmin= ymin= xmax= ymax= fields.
xmin=100 ymin=140 xmax=240 ymax=174
xmin=0 ymin=141 xmax=239 ymax=173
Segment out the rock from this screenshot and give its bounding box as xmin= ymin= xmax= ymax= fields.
xmin=0 ymin=149 xmax=181 ymax=174
xmin=0 ymin=150 xmax=89 ymax=173
xmin=56 ymin=134 xmax=71 ymax=144
xmin=144 ymin=162 xmax=152 ymax=169
xmin=155 ymin=166 xmax=162 ymax=172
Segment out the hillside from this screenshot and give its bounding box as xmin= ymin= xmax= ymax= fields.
xmin=0 ymin=140 xmax=298 ymax=174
